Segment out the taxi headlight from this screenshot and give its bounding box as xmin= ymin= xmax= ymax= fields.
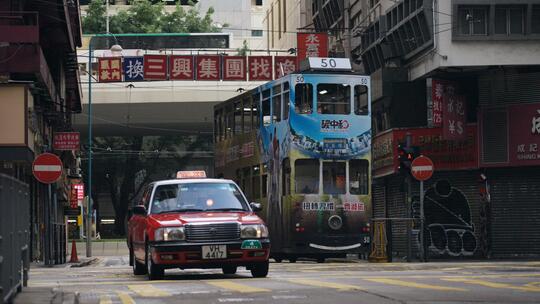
xmin=155 ymin=227 xmax=185 ymax=241
xmin=240 ymin=224 xmax=268 ymax=239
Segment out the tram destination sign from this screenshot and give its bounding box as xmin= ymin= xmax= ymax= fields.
xmin=301 ymin=57 xmax=352 ymax=71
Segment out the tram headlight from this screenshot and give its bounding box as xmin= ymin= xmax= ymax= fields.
xmin=240 ymin=224 xmax=269 ymax=239
xmin=155 ymin=227 xmax=185 ymax=241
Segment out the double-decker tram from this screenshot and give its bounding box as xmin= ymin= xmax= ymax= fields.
xmin=214 ymin=58 xmax=371 ymax=262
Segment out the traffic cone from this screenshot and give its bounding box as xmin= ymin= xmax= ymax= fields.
xmin=69 ymin=239 xmax=79 ymax=263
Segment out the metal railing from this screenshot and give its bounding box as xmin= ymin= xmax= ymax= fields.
xmin=0 ymin=174 xmax=30 ymax=304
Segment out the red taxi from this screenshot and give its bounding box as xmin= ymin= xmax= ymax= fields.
xmin=127 ymin=171 xmax=270 ymax=280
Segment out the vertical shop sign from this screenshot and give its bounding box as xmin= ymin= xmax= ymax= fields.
xmin=196 ymin=55 xmax=221 ymax=80
xmin=98 ymin=57 xmax=122 ymax=82
xmin=274 ymin=56 xmax=297 ymax=79
xmin=248 ymin=56 xmax=272 ymax=81
xmin=297 ymin=33 xmax=328 ymax=62
xmin=508 ymin=103 xmax=540 ymax=166
xmin=143 ymin=55 xmax=168 ymax=80
xmin=442 ymin=94 xmax=466 ymax=141
xmin=169 ymin=55 xmax=194 ymax=80
xmin=123 ymin=57 xmax=144 ymax=81
xmin=223 ymin=56 xmax=247 ymax=81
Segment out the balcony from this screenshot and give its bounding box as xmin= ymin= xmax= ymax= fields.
xmin=0 ymin=11 xmax=39 ymax=44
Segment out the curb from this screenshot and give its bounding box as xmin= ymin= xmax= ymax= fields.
xmin=70 ymin=257 xmax=99 ymax=268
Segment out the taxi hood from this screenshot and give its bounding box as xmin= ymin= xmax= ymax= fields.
xmin=149 ymin=212 xmax=264 ymax=226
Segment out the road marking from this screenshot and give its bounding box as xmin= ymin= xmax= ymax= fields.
xmin=205 ymin=280 xmax=270 ymax=293
xmin=366 ymin=278 xmax=467 ymax=291
xmin=272 ymin=295 xmax=308 ymax=299
xmin=286 ymin=278 xmax=363 ymax=291
xmin=99 ymin=295 xmax=112 ymax=304
xmin=128 ymin=284 xmax=171 ymax=297
xmin=117 ymin=292 xmax=136 ymax=304
xmin=218 ymin=298 xmax=255 ymax=302
xmin=443 ymin=278 xmax=540 ymax=292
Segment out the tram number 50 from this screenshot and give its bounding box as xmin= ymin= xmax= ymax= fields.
xmin=320 ymin=58 xmax=337 ymax=68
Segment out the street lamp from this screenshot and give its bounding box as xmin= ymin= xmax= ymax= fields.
xmin=86 ymin=33 xmax=122 ymax=257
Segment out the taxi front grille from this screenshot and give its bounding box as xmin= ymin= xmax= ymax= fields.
xmin=185 ymin=223 xmax=240 ymax=242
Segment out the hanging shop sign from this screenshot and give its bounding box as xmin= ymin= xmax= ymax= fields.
xmin=297 ymin=33 xmax=328 ymax=62
xmin=508 ymin=103 xmax=540 ymax=166
xmin=98 ymin=57 xmax=122 ymax=82
xmin=53 ymin=132 xmax=80 ymax=151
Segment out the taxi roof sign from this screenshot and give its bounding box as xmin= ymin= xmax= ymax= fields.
xmin=176 ymin=170 xmax=206 ymax=179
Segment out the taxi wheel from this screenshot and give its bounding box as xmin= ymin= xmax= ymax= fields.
xmin=222 ymin=265 xmax=237 ymax=275
xmin=131 ymin=247 xmax=146 ymax=275
xmin=146 ymin=245 xmax=164 ymax=280
xmin=250 ymin=261 xmax=269 ymax=278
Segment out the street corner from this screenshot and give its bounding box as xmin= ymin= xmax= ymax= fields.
xmin=70 ymin=257 xmax=100 ymax=268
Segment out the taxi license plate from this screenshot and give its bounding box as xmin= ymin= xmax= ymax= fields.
xmin=202 ymin=245 xmax=227 ymax=259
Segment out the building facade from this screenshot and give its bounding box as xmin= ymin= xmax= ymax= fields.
xmin=0 ymin=0 xmax=82 ymax=300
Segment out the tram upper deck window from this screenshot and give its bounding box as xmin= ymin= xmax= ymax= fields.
xmin=272 ymin=84 xmax=281 ymax=122
xmin=350 ymin=159 xmax=369 ymax=194
xmin=262 ymin=89 xmax=271 ymax=126
xmin=323 ymin=162 xmax=346 ymax=194
xmin=252 ymin=92 xmax=260 ymax=127
xmin=295 ymin=83 xmax=313 ymax=114
xmin=295 ymin=159 xmax=319 ymax=194
xmin=355 ymin=85 xmax=369 ymax=115
xmin=317 ymin=84 xmax=351 ymax=114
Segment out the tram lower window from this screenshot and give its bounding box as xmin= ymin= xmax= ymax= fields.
xmin=317 ymin=84 xmax=351 ymax=114
xmin=350 ymin=159 xmax=369 ymax=194
xmin=295 ymin=159 xmax=319 ymax=194
xmin=323 ymin=162 xmax=346 ymax=194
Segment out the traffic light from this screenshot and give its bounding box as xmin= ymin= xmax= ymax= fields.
xmin=397 ymin=143 xmax=421 ymax=175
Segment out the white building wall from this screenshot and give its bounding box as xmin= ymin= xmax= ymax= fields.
xmin=408 ymin=0 xmax=540 ymax=81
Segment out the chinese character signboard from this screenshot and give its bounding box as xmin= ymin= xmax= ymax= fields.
xmin=274 ymin=56 xmax=297 ymax=79
xmin=143 ymin=55 xmax=168 ymax=80
xmin=249 ymin=56 xmax=272 ymax=81
xmin=223 ymin=56 xmax=246 ymax=81
xmin=98 ymin=57 xmax=122 ymax=82
xmin=73 ymin=184 xmax=84 ymax=200
xmin=196 ymin=55 xmax=220 ymax=80
xmin=169 ymin=55 xmax=194 ymax=80
xmin=508 ymin=103 xmax=540 ymax=166
xmin=442 ymin=94 xmax=466 ymax=141
xmin=53 ymin=132 xmax=80 ymax=151
xmin=429 ymin=79 xmax=459 ymax=128
xmin=70 ymin=185 xmax=78 ymax=208
xmin=123 ymin=57 xmax=144 ymax=81
xmin=297 ymin=33 xmax=328 ymax=62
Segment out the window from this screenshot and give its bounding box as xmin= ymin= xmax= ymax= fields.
xmin=142 ymin=185 xmax=152 ymax=209
xmin=322 ymin=162 xmax=346 ymax=195
xmin=283 ymin=0 xmax=287 ymax=33
xmin=295 ymin=159 xmax=319 ymax=194
xmin=234 ymin=101 xmax=242 ymax=134
xmin=533 ymin=5 xmax=540 ymax=34
xmin=282 ymin=158 xmax=291 ymax=196
xmin=283 ymin=82 xmax=290 ymax=120
xmin=457 ymin=7 xmax=488 ymax=35
xmin=495 ymin=6 xmax=525 ymax=35
xmin=272 ymin=85 xmax=281 ymax=122
xmin=262 ymin=89 xmax=271 ymax=126
xmin=251 ymin=30 xmax=263 ymax=37
xmin=317 ymin=84 xmax=351 ymax=114
xmin=252 ymin=165 xmax=261 ymax=199
xmin=354 ymin=85 xmax=369 ymax=115
xmin=242 ymin=167 xmax=252 ymax=201
xmin=255 ymin=0 xmax=263 ymax=6
xmin=252 ymin=92 xmax=260 ymax=127
xmin=243 ymin=97 xmax=252 ymax=133
xmin=225 ymin=105 xmax=233 ymax=138
xmin=350 ymin=160 xmax=369 ymax=195
xmin=294 ymin=83 xmax=313 ymax=114
xmin=278 ymin=0 xmax=282 ymax=39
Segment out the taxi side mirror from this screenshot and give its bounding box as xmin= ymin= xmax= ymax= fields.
xmin=133 ymin=205 xmax=147 ymax=216
xmin=250 ymin=202 xmax=262 ymax=212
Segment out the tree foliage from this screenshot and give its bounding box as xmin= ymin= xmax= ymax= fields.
xmin=82 ymin=0 xmax=221 ymax=34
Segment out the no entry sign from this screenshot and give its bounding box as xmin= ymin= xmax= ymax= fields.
xmin=411 ymin=156 xmax=434 ymax=181
xmin=32 ymin=153 xmax=63 ymax=184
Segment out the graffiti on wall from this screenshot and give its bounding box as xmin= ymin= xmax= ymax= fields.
xmin=413 ymin=180 xmax=477 ymax=257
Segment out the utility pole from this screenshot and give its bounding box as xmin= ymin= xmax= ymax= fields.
xmin=405 ymin=133 xmax=412 ymax=262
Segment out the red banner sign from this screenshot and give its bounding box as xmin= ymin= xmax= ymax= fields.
xmin=274 ymin=56 xmax=297 ymax=79
xmin=442 ymin=94 xmax=467 ymax=141
xmin=70 ymin=185 xmax=78 ymax=208
xmin=144 ymin=55 xmax=168 ymax=80
xmin=223 ymin=56 xmax=247 ymax=81
xmin=372 ymin=125 xmax=478 ymax=178
xmin=169 ymin=55 xmax=194 ymax=80
xmin=248 ymin=56 xmax=272 ymax=81
xmin=196 ymin=55 xmax=221 ymax=80
xmin=53 ymin=132 xmax=80 ymax=151
xmin=430 ymin=79 xmax=458 ymax=128
xmin=508 ymin=103 xmax=540 ymax=166
xmin=98 ymin=57 xmax=122 ymax=82
xmin=297 ymin=33 xmax=328 ymax=62
xmin=73 ymin=184 xmax=84 ymax=200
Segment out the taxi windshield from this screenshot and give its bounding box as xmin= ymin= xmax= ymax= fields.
xmin=150 ymin=182 xmax=249 ymax=214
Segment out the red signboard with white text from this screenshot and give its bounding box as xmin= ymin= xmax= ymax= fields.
xmin=248 ymin=56 xmax=272 ymax=81
xmin=274 ymin=56 xmax=297 ymax=79
xmin=508 ymin=103 xmax=540 ymax=166
xmin=196 ymin=55 xmax=221 ymax=80
xmin=297 ymin=33 xmax=328 ymax=63
xmin=143 ymin=55 xmax=168 ymax=80
xmin=169 ymin=55 xmax=194 ymax=80
xmin=98 ymin=57 xmax=122 ymax=82
xmin=223 ymin=56 xmax=247 ymax=81
xmin=53 ymin=132 xmax=80 ymax=151
xmin=442 ymin=94 xmax=467 ymax=141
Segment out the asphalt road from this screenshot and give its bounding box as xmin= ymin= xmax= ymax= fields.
xmin=22 ymin=257 xmax=540 ymax=304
